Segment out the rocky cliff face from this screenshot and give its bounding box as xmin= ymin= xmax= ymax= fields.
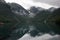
xmin=8 ymin=3 xmax=29 ymax=16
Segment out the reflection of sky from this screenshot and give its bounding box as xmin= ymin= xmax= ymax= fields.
xmin=18 ymin=34 xmax=59 ymax=40
xmin=5 ymin=0 xmax=58 ymax=9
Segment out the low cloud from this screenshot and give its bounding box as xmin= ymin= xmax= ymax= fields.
xmin=33 ymin=0 xmax=60 ymax=7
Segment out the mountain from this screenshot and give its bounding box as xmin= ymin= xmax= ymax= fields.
xmin=0 ymin=1 xmax=60 ymax=40
xmin=29 ymin=6 xmax=45 ymax=14
xmin=28 ymin=6 xmax=46 ymax=18
xmin=0 ymin=2 xmax=18 ymax=40
xmin=48 ymin=7 xmax=57 ymax=13
xmin=0 ymin=2 xmax=29 ymax=40
xmin=8 ymin=3 xmax=29 ymax=16
xmin=28 ymin=6 xmax=60 ymax=36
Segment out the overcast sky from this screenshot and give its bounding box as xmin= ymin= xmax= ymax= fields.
xmin=33 ymin=0 xmax=60 ymax=7
xmin=5 ymin=0 xmax=58 ymax=9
